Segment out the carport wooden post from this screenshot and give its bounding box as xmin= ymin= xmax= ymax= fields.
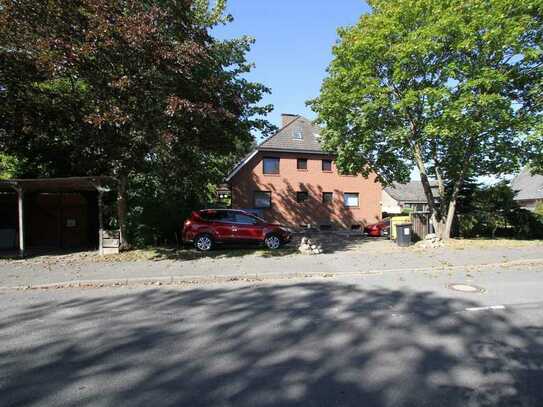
xmin=98 ymin=190 xmax=104 ymax=256
xmin=17 ymin=187 xmax=25 ymax=257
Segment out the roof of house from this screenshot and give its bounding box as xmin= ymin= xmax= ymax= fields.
xmin=226 ymin=115 xmax=325 ymax=181
xmin=511 ymin=168 xmax=543 ymax=201
xmin=258 ymin=115 xmax=323 ymax=153
xmin=384 ymin=181 xmax=438 ymax=203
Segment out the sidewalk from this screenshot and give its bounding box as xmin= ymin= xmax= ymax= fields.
xmin=1 ymin=240 xmax=542 ymax=289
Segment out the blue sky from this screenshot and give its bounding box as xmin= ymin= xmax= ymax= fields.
xmin=213 ymin=0 xmax=371 ymax=130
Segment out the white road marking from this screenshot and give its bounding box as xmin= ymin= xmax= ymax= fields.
xmin=464 ymin=305 xmax=506 ymax=312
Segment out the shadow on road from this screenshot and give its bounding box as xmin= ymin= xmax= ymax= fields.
xmin=1 ymin=283 xmax=542 ymax=406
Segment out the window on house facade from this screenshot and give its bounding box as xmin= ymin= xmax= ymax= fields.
xmin=344 ymin=192 xmax=359 ymax=207
xmin=254 ymin=191 xmax=271 ymax=208
xmin=292 ymin=126 xmax=304 ymax=140
xmin=322 ymin=159 xmax=332 ymax=172
xmin=296 ymin=191 xmax=309 ymax=203
xmin=297 ymin=158 xmax=308 ymax=170
xmin=322 ymin=192 xmax=333 ymax=204
xmin=263 ymin=157 xmax=280 ymax=174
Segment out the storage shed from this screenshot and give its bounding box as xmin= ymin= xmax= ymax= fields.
xmin=0 ymin=177 xmax=118 ymax=257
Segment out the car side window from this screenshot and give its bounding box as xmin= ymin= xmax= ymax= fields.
xmin=233 ymin=213 xmax=258 ymax=225
xmin=203 ymin=210 xmax=235 ymax=223
xmin=216 ymin=211 xmax=236 ymax=223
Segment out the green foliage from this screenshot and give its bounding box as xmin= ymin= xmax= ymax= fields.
xmin=0 ymin=0 xmax=273 ymax=245
xmin=457 ymin=181 xmax=543 ymax=239
xmin=309 ymin=0 xmax=543 ymax=238
xmin=536 ymin=202 xmax=543 ymax=218
xmin=400 ymin=207 xmax=413 ymax=215
xmin=0 ymin=154 xmax=19 ymax=179
xmin=126 ymin=144 xmax=238 ymax=246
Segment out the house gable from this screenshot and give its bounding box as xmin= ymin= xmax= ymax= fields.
xmin=259 ymin=115 xmax=323 ymax=153
xmin=226 ymin=115 xmax=324 ymax=182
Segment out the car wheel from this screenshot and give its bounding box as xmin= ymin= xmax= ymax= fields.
xmin=264 ymin=234 xmax=282 ymax=250
xmin=194 ymin=234 xmax=214 ymax=252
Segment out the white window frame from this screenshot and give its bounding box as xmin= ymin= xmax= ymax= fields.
xmin=344 ymin=193 xmax=359 ymax=208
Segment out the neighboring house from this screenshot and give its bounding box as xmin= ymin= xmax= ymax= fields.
xmin=226 ymin=114 xmax=382 ymax=229
xmin=511 ymin=168 xmax=543 ymax=212
xmin=382 ymin=181 xmax=438 ymax=215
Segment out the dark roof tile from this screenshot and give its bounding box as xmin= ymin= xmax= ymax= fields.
xmin=385 ymin=181 xmax=438 ymax=202
xmin=258 ymin=116 xmax=323 ymax=153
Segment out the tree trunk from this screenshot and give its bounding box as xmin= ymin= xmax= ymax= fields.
xmin=412 ymin=142 xmax=445 ymax=238
xmin=442 ymin=198 xmax=457 ymax=240
xmin=117 ymin=174 xmax=129 ymax=250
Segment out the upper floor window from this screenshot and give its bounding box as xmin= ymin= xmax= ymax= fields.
xmin=263 ymin=157 xmax=280 ymax=174
xmin=344 ymin=192 xmax=359 ymax=208
xmin=297 ymin=158 xmax=308 ymax=170
xmin=292 ymin=126 xmax=304 ymax=140
xmin=322 ymin=159 xmax=332 ymax=172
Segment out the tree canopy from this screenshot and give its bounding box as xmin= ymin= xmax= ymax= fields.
xmin=0 ymin=0 xmax=273 ymax=245
xmin=310 ymin=0 xmax=543 ymax=239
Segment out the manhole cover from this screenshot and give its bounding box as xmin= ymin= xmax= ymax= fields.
xmin=448 ymin=283 xmax=485 ymax=293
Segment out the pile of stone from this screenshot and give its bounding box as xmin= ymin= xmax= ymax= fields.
xmin=298 ymin=236 xmax=324 ymax=255
xmin=414 ymin=233 xmax=444 ymax=249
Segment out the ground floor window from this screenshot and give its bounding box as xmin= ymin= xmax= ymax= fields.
xmin=344 ymin=192 xmax=359 ymax=208
xmin=254 ymin=191 xmax=272 ymax=208
xmin=296 ymin=191 xmax=309 ymax=203
xmin=322 ymin=192 xmax=333 ymax=204
xmin=404 ymin=203 xmax=426 ymax=212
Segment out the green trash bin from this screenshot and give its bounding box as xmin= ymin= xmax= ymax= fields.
xmin=396 ymin=224 xmax=412 ymax=247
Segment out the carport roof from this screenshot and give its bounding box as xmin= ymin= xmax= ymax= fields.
xmin=0 ymin=176 xmax=117 ymax=193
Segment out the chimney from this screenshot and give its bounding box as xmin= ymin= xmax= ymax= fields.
xmin=281 ymin=113 xmax=299 ymax=128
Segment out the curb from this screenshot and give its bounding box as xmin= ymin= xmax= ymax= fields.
xmin=1 ymin=258 xmax=543 ymax=292
xmin=0 ymin=271 xmax=382 ymax=291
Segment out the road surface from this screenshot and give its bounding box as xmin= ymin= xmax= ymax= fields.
xmin=1 ymin=267 xmax=543 ymax=406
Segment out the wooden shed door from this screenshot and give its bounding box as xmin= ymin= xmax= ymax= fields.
xmin=60 ymin=194 xmax=88 ymax=249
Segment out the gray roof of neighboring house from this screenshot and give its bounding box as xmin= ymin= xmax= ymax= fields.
xmin=384 ymin=181 xmax=438 ymax=203
xmin=258 ymin=115 xmax=324 ymax=153
xmin=511 ymin=168 xmax=543 ymax=201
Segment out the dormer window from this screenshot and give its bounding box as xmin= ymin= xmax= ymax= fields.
xmin=292 ymin=126 xmax=303 ymax=140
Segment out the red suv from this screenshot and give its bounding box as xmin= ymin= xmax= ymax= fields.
xmin=182 ymin=209 xmax=292 ymax=251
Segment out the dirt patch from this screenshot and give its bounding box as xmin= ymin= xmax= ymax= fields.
xmin=446 ymin=239 xmax=543 ymax=250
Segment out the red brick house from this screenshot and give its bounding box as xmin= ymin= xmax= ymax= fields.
xmin=226 ymin=114 xmax=382 ymax=229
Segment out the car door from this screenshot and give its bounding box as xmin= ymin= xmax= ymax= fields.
xmin=231 ymin=213 xmax=264 ymax=242
xmin=209 ymin=210 xmax=235 ymax=241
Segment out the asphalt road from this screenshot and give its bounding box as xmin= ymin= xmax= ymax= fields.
xmin=1 ymin=270 xmax=543 ymax=407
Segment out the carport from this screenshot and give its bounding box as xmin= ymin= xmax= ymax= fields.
xmin=0 ymin=177 xmax=117 ymax=257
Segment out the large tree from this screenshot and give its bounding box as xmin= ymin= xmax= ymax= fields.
xmin=310 ymin=0 xmax=543 ymax=239
xmin=0 ymin=0 xmax=272 ymax=247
